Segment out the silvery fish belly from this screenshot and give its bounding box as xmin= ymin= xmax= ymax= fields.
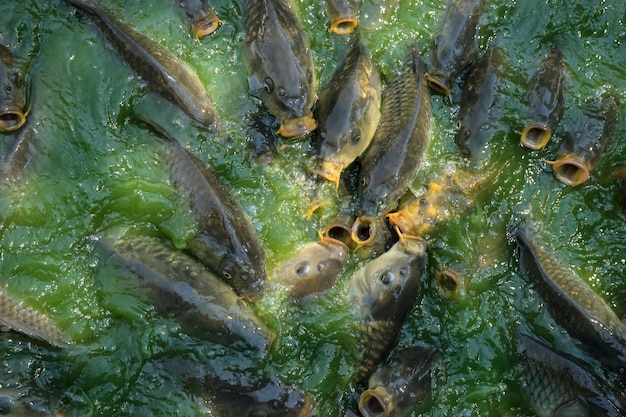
xmin=179 ymin=0 xmax=222 ymax=38
xmin=313 ymin=39 xmax=381 ymax=188
xmin=243 ymin=0 xmax=317 ymax=138
xmin=347 ymin=234 xmax=428 ymax=381
xmin=102 ymin=235 xmax=275 ymax=356
xmin=0 ymin=44 xmax=29 ymax=132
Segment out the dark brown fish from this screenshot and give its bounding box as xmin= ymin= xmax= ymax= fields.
xmin=65 ymin=0 xmax=218 ymax=130
xmin=0 ymin=44 xmax=29 ymax=132
xmin=426 ymin=0 xmax=484 ymax=96
xmin=347 ymin=234 xmax=428 ymax=381
xmin=520 ymin=48 xmax=567 ymax=150
xmin=243 ymin=0 xmax=317 ymax=138
xmin=101 ymin=234 xmax=274 ymax=355
xmin=325 ymin=0 xmax=360 ymax=34
xmin=548 ymin=94 xmax=618 ymax=186
xmin=179 ymin=0 xmax=223 ymax=38
xmin=138 ymin=115 xmax=267 ymax=300
xmin=313 ymin=40 xmax=381 ymax=188
xmin=517 ymin=224 xmax=626 ymax=375
xmin=359 ymin=345 xmax=436 ymax=417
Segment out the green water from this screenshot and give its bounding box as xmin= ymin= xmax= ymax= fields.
xmin=0 ymin=0 xmax=625 ymax=415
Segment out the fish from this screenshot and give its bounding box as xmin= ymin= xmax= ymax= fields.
xmin=138 ymin=115 xmax=267 ymax=300
xmin=179 ymin=0 xmax=223 ymax=38
xmin=347 ymin=234 xmax=428 ymax=381
xmin=517 ymin=224 xmax=626 ymax=375
xmin=0 ymin=288 xmax=70 ymax=348
xmin=547 ymin=94 xmax=618 ymax=186
xmin=1 ymin=126 xmax=34 ymax=182
xmin=0 ymin=388 xmax=61 ymax=417
xmin=100 ymin=234 xmax=275 ymax=355
xmin=0 ymin=44 xmax=29 ymax=132
xmin=350 ymin=215 xmax=395 ymax=260
xmin=435 ymin=268 xmax=466 ymax=299
xmin=65 ymin=0 xmax=218 ymax=130
xmin=321 ymin=213 xmax=355 ymax=249
xmin=325 ymin=0 xmax=360 ymax=34
xmin=517 ymin=333 xmax=626 ymax=417
xmin=243 ymin=0 xmax=317 ymax=138
xmin=313 ymin=39 xmax=382 ymax=188
xmin=520 ymin=47 xmax=567 ymax=150
xmin=359 ymin=345 xmax=436 ymax=417
xmin=426 ymin=0 xmax=484 ymax=97
xmin=274 ymin=235 xmax=349 ymax=302
xmin=385 ymin=167 xmax=488 ymax=238
xmin=455 ymin=44 xmax=507 ymax=162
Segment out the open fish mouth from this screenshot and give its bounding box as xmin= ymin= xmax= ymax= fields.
xmin=359 ymin=386 xmax=393 ymax=417
xmin=520 ymin=123 xmax=551 ymax=150
xmin=330 ymin=17 xmax=358 ymax=35
xmin=0 ymin=106 xmax=27 ymax=132
xmin=310 ymin=159 xmax=342 ymax=188
xmin=277 ymin=114 xmax=317 ymax=137
xmin=192 ymin=12 xmax=223 ymax=38
xmin=424 ymin=72 xmax=452 ymax=97
xmin=547 ymin=154 xmax=591 ymax=186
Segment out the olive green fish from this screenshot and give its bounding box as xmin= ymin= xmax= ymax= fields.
xmin=0 ymin=388 xmax=61 ymax=417
xmin=313 ymin=39 xmax=381 ymax=188
xmin=139 ymin=115 xmax=267 ymax=300
xmin=347 ymin=234 xmax=428 ymax=381
xmin=426 ymin=0 xmax=484 ymax=97
xmin=325 ymin=0 xmax=360 ymax=34
xmin=243 ymin=0 xmax=317 ymax=137
xmin=517 ymin=333 xmax=626 ymax=417
xmin=0 ymin=44 xmax=29 ymax=132
xmin=517 ymin=224 xmax=626 ymax=375
xmin=359 ymin=345 xmax=436 ymax=417
xmin=178 ymin=0 xmax=222 ymax=38
xmin=0 ymin=288 xmax=70 ymax=348
xmin=101 ymin=235 xmax=274 ymax=355
xmin=520 ymin=47 xmax=567 ymax=150
xmin=65 ymin=0 xmax=218 ymax=130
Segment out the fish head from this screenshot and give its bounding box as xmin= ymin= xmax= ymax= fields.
xmin=0 ymin=47 xmax=29 ymax=132
xmin=191 ymin=12 xmax=223 ymax=38
xmin=219 ymin=254 xmax=267 ymax=300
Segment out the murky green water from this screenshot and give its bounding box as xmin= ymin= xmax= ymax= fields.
xmin=0 ymin=0 xmax=624 ymax=415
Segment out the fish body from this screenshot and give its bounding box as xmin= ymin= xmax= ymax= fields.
xmin=313 ymin=40 xmax=381 ymax=187
xmin=426 ymin=0 xmax=484 ymax=96
xmin=102 ymin=235 xmax=274 ymax=355
xmin=347 ymin=235 xmax=428 ymax=380
xmin=455 ymin=44 xmax=506 ymax=162
xmin=65 ymin=0 xmax=218 ymax=130
xmin=0 ymin=44 xmax=29 ymax=132
xmin=243 ymin=0 xmax=317 ymax=137
xmin=0 ymin=388 xmax=60 ymax=417
xmin=141 ymin=116 xmax=267 ymax=300
xmin=0 ymin=288 xmax=70 ymax=348
xmin=179 ymin=0 xmax=222 ymax=38
xmin=517 ymin=333 xmax=626 ymax=417
xmin=359 ymin=345 xmax=436 ymax=417
xmin=517 ymin=225 xmax=626 ymax=375
xmin=549 ymin=94 xmax=618 ymax=186
xmin=325 ymin=0 xmax=360 ymax=34
xmin=1 ymin=126 xmax=33 ymax=182
xmin=520 ymin=48 xmax=567 ymax=150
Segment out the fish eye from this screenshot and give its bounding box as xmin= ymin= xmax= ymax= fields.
xmin=264 ymin=77 xmax=274 ymax=93
xmin=380 ymin=271 xmax=394 ymax=285
xmin=9 ymin=72 xmax=23 ymax=87
xmin=352 ymin=131 xmax=361 ymax=143
xmin=222 ymin=271 xmax=233 ymax=280
xmin=316 ymin=261 xmax=328 ymax=272
xmin=295 ymin=261 xmax=311 ymax=276
xmin=0 ymin=396 xmax=15 ymax=414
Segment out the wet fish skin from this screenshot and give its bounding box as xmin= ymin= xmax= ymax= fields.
xmin=325 ymin=0 xmax=360 ymax=34
xmin=313 ymin=40 xmax=381 ymax=187
xmin=65 ymin=0 xmax=218 ymax=130
xmin=347 ymin=234 xmax=428 ymax=381
xmin=0 ymin=44 xmax=29 ymax=132
xmin=179 ymin=0 xmax=222 ymax=38
xmin=140 ymin=115 xmax=267 ymax=300
xmin=520 ymin=47 xmax=567 ymax=150
xmin=517 ymin=224 xmax=626 ymax=375
xmin=243 ymin=0 xmax=317 ymax=137
xmin=427 ymin=0 xmax=484 ymax=96
xmin=0 ymin=388 xmax=60 ymax=417
xmin=359 ymin=345 xmax=436 ymax=417
xmin=102 ymin=235 xmax=275 ymax=355
xmin=1 ymin=126 xmax=34 ymax=183
xmin=517 ymin=333 xmax=626 ymax=417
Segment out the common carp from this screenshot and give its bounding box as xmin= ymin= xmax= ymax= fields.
xmin=179 ymin=0 xmax=222 ymax=38
xmin=359 ymin=345 xmax=436 ymax=417
xmin=101 ymin=234 xmax=274 ymax=355
xmin=347 ymin=234 xmax=428 ymax=381
xmin=426 ymin=0 xmax=484 ymax=97
xmin=325 ymin=0 xmax=360 ymax=34
xmin=321 ymin=212 xmax=355 ymax=249
xmin=65 ymin=0 xmax=218 ymax=130
xmin=313 ymin=40 xmax=381 ymax=188
xmin=1 ymin=126 xmax=33 ymax=182
xmin=274 ymin=235 xmax=349 ymax=302
xmin=0 ymin=44 xmax=29 ymax=132
xmin=0 ymin=288 xmax=70 ymax=348
xmin=0 ymin=388 xmax=61 ymax=417
xmin=517 ymin=333 xmax=626 ymax=417
xmin=520 ymin=48 xmax=567 ymax=150
xmin=517 ymin=224 xmax=626 ymax=375
xmin=548 ymin=94 xmax=618 ymax=186
xmin=243 ymin=0 xmax=317 ymax=137
xmin=455 ymin=44 xmax=506 ymax=162
xmin=139 ymin=115 xmax=267 ymax=300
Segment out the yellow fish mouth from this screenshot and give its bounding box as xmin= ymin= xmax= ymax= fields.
xmin=358 ymin=386 xmax=393 ymax=417
xmin=0 ymin=106 xmax=27 ymax=132
xmin=546 ymin=154 xmax=591 ymax=186
xmin=520 ymin=123 xmax=551 ymax=150
xmin=192 ymin=12 xmax=223 ymax=38
xmin=310 ymin=160 xmax=343 ymax=189
xmin=277 ymin=114 xmax=317 ymax=138
xmin=330 ymin=17 xmax=358 ymax=35
xmin=425 ymin=72 xmax=452 ymax=97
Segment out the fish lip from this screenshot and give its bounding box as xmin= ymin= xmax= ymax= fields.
xmin=385 ymin=211 xmax=413 ymax=236
xmin=310 ymin=160 xmax=342 ymax=188
xmin=520 ymin=123 xmax=551 ymax=150
xmin=318 ymin=235 xmax=350 ymax=259
xmin=277 ymin=114 xmax=317 ymax=138
xmin=358 ymin=386 xmax=394 ymax=417
xmin=0 ymin=106 xmax=27 ymax=132
xmin=424 ymin=72 xmax=452 ymax=96
xmin=330 ymin=17 xmax=358 ymax=35
xmin=192 ymin=13 xmax=223 ymax=38
xmin=351 ymin=215 xmax=377 ymax=248
xmin=546 ymin=154 xmax=590 ymax=186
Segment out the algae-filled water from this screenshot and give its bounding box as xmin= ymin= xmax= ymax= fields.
xmin=0 ymin=0 xmax=625 ymax=415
